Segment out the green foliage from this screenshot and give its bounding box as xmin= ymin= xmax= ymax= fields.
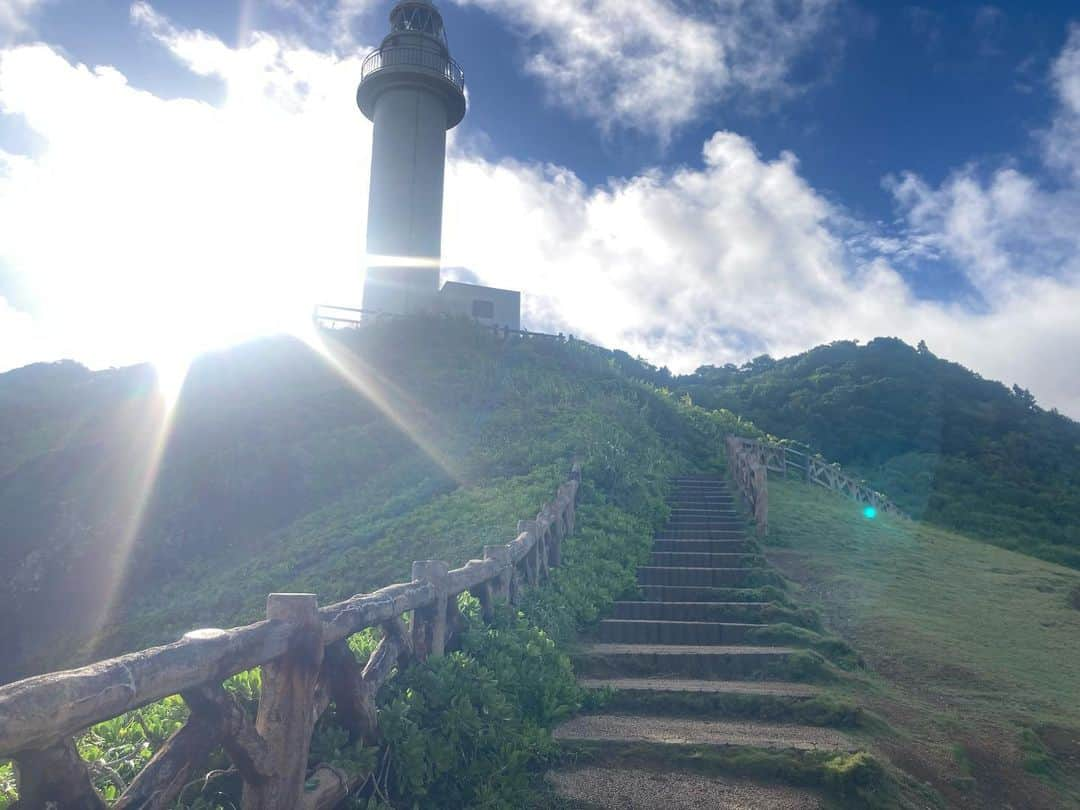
xmin=821 ymin=751 xmax=888 ymax=797
xmin=458 ymin=603 xmax=584 ymax=727
xmin=517 ymin=501 xmax=657 ymax=644
xmin=1019 ymin=729 xmax=1058 ymax=778
xmin=763 ymin=649 xmax=837 ymax=683
xmin=0 ymin=762 xmax=14 ymax=809
xmin=680 ymin=337 xmax=1080 ymax=568
xmin=745 ymin=623 xmax=862 ymax=669
xmin=377 ymin=652 xmax=555 ymax=808
xmin=75 ymin=696 xmax=189 ymax=800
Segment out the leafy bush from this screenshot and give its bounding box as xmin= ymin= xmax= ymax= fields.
xmin=458 ymin=602 xmax=583 ymax=727
xmin=377 ymin=652 xmax=555 ymax=808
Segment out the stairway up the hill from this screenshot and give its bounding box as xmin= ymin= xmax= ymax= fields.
xmin=550 ymin=477 xmax=847 ymax=809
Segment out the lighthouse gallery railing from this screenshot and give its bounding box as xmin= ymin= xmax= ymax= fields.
xmin=361 ymin=46 xmax=465 ymax=92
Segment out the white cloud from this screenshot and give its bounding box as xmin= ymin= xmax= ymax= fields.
xmin=0 ymin=0 xmax=43 ymax=40
xmin=879 ymin=23 xmax=1080 ymax=415
xmin=1 ymin=6 xmax=1080 ymax=420
xmin=441 ymin=136 xmax=1080 ymax=417
xmin=0 ymin=294 xmax=52 ymax=369
xmin=450 ymin=0 xmax=840 ymax=139
xmin=1045 ymin=23 xmax=1080 ymax=180
xmin=0 ymin=15 xmax=372 ymax=370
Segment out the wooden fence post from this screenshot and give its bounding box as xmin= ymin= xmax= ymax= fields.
xmin=13 ymin=738 xmax=106 ymax=810
xmin=753 ymin=464 xmax=769 ymax=538
xmin=411 ymin=561 xmax=449 ymax=659
xmin=519 ymin=520 xmax=542 ymax=584
xmin=323 ymin=641 xmax=379 ymax=746
xmin=242 ymin=593 xmax=323 ymax=810
xmin=484 ymin=546 xmax=512 ymax=603
xmin=547 ymin=509 xmax=564 ymax=569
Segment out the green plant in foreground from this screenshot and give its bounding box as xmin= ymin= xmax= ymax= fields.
xmin=1019 ymin=728 xmax=1058 ymax=778
xmin=0 ymin=763 xmax=14 ymax=810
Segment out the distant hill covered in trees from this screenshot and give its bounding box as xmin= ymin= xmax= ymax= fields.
xmin=677 ymin=338 xmax=1080 ymax=569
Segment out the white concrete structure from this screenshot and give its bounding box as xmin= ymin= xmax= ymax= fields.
xmin=439 ymin=282 xmax=521 ymax=330
xmin=357 ymin=0 xmax=521 ymax=329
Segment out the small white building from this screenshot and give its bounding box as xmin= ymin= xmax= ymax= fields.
xmin=356 ymin=0 xmax=522 ymax=330
xmin=438 ymin=282 xmax=521 ymax=330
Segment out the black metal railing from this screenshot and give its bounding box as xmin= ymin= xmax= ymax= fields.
xmin=361 ymin=46 xmax=465 ymax=92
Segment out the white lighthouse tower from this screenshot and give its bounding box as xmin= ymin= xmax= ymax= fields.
xmin=357 ymin=0 xmax=521 ymax=329
xmin=357 ymin=0 xmax=466 ymax=315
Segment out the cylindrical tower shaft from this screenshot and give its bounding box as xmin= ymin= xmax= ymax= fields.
xmin=357 ymin=0 xmax=466 ymax=316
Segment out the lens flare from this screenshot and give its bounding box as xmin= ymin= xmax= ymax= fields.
xmin=863 ymin=506 xmax=878 ymax=520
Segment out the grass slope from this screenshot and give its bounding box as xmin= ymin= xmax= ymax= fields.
xmin=0 ymin=318 xmax=751 ymax=680
xmin=765 ymin=476 xmax=1080 ymax=808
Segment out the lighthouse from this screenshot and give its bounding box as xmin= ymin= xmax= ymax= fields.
xmin=357 ymin=0 xmax=520 ymax=328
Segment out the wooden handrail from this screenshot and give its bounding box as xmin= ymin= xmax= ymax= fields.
xmin=0 ymin=461 xmax=583 ymax=809
xmin=726 ymin=436 xmax=907 ymax=536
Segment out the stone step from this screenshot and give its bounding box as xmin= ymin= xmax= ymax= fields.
xmin=652 ymin=539 xmax=753 ymax=554
xmin=649 ymin=552 xmax=763 ymax=569
xmin=637 ymin=567 xmax=775 ymax=588
xmin=667 ymin=512 xmax=739 ymax=520
xmin=613 ymin=601 xmax=772 ymax=622
xmin=663 ymin=522 xmax=745 ymax=532
xmin=669 ymin=492 xmax=733 ymax=499
xmin=670 ymin=495 xmax=733 ymax=502
xmin=578 ymin=677 xmax=821 ymax=699
xmin=574 ymin=643 xmax=795 ymax=679
xmin=666 ymin=514 xmax=741 ymax=522
xmin=669 ymin=496 xmax=734 ymax=503
xmin=669 ymin=498 xmax=738 ymax=505
xmin=553 ymin=714 xmax=850 ymax=751
xmin=656 ymin=529 xmax=748 ymax=540
xmin=548 ymin=766 xmax=826 ymax=809
xmin=638 ymin=585 xmax=776 ymax=603
xmin=598 ymin=619 xmax=766 ymax=645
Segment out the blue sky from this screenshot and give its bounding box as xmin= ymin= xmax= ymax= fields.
xmin=2 ymin=0 xmax=1080 ymax=417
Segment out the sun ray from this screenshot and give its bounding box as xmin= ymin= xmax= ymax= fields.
xmin=297 ymin=321 xmax=465 ymax=485
xmin=87 ymin=363 xmax=188 ymax=650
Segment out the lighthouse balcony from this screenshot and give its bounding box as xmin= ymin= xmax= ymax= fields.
xmin=361 ymin=46 xmax=465 ymax=93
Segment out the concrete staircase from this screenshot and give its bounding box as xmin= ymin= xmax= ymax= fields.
xmin=550 ymin=476 xmax=846 ymax=808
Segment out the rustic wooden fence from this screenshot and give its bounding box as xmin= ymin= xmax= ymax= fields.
xmin=727 ymin=436 xmax=906 ymax=537
xmin=0 ymin=464 xmax=582 ymax=810
xmin=725 ymin=436 xmax=769 ymax=538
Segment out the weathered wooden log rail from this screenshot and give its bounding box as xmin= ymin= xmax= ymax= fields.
xmin=727 ymin=436 xmax=906 ymax=536
xmin=0 ymin=464 xmax=582 ymax=809
xmin=725 ymin=436 xmax=769 ymax=538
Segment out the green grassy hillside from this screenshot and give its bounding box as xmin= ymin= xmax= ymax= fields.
xmin=766 ymin=476 xmax=1080 ymax=809
xmin=678 ymin=338 xmax=1080 ymax=569
xmin=0 ymin=318 xmax=751 ymax=683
